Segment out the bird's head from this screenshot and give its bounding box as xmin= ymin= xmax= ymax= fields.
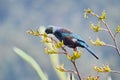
xmin=45 ymin=26 xmax=53 ymax=34
xmin=45 ymin=25 xmax=59 ymax=34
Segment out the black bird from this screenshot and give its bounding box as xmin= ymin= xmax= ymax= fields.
xmin=45 ymin=25 xmax=99 ymax=59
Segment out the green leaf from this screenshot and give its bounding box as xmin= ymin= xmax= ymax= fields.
xmin=13 ymin=47 xmax=48 ymax=80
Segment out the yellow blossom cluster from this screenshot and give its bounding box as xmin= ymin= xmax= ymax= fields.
xmin=115 ymin=25 xmax=120 ymax=33
xmin=90 ymin=23 xmax=101 ymax=32
xmin=55 ymin=40 xmax=64 ymax=48
xmin=94 ymin=65 xmax=111 ymax=73
xmin=84 ymin=8 xmax=92 ymax=18
xmin=27 ymin=30 xmax=40 ymax=36
xmin=86 ymin=76 xmax=99 ymax=80
xmin=44 ymin=47 xmax=58 ymax=54
xmin=99 ymin=11 xmax=106 ymax=20
xmin=90 ymin=38 xmax=105 ymax=46
xmin=56 ymin=64 xmax=66 ymax=72
xmin=44 ymin=40 xmax=64 ymax=54
xmin=66 ymin=51 xmax=82 ymax=61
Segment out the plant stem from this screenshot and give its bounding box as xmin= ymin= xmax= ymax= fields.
xmin=105 ymin=43 xmax=115 ymax=48
xmin=70 ymin=73 xmax=72 ymax=80
xmin=91 ymin=12 xmax=120 ymax=56
xmin=111 ymin=70 xmax=120 ymax=74
xmin=114 ymin=32 xmax=119 ymax=38
xmin=102 ymin=20 xmax=120 ymax=56
xmin=71 ymin=60 xmax=81 ymax=80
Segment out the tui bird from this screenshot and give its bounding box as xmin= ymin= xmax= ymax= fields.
xmin=45 ymin=25 xmax=99 ymax=59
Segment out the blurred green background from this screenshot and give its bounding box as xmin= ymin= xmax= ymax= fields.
xmin=0 ymin=0 xmax=120 ymax=80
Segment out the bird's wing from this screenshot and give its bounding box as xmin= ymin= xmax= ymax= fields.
xmin=54 ymin=27 xmax=82 ymax=41
xmin=55 ymin=28 xmax=85 ymax=43
xmin=69 ymin=34 xmax=84 ymax=42
xmin=57 ymin=29 xmax=84 ymax=43
xmin=69 ymin=33 xmax=89 ymax=47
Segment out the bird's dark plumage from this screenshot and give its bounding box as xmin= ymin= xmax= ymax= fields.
xmin=45 ymin=25 xmax=99 ymax=59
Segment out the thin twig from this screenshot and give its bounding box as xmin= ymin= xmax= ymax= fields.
xmin=58 ymin=52 xmax=68 ymax=54
xmin=100 ymin=28 xmax=108 ymax=32
xmin=111 ymin=70 xmax=120 ymax=74
xmin=71 ymin=60 xmax=81 ymax=80
xmin=105 ymin=44 xmax=116 ymax=48
xmin=114 ymin=32 xmax=119 ymax=38
xmin=70 ymin=73 xmax=72 ymax=80
xmin=64 ymin=70 xmax=77 ymax=74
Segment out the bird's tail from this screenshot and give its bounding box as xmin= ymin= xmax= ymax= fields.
xmin=84 ymin=46 xmax=99 ymax=60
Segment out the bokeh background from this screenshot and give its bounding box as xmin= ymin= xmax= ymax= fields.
xmin=0 ymin=0 xmax=120 ymax=80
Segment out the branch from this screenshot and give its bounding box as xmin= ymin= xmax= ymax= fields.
xmin=71 ymin=60 xmax=81 ymax=80
xmin=91 ymin=12 xmax=120 ymax=56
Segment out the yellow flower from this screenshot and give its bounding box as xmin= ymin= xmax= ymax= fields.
xmin=86 ymin=76 xmax=99 ymax=80
xmin=56 ymin=64 xmax=65 ymax=72
xmin=84 ymin=8 xmax=92 ymax=18
xmin=44 ymin=47 xmax=58 ymax=54
xmin=27 ymin=30 xmax=40 ymax=36
xmin=94 ymin=65 xmax=111 ymax=73
xmin=84 ymin=8 xmax=92 ymax=13
xmin=99 ymin=11 xmax=106 ymax=20
xmin=55 ymin=40 xmax=64 ymax=48
xmin=66 ymin=51 xmax=82 ymax=61
xmin=43 ymin=32 xmax=48 ymax=37
xmin=90 ymin=23 xmax=100 ymax=32
xmin=42 ymin=37 xmax=51 ymax=43
xmin=115 ymin=25 xmax=120 ymax=32
xmin=90 ymin=38 xmax=105 ymax=46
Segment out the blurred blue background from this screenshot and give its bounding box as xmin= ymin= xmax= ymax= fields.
xmin=0 ymin=0 xmax=120 ymax=80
